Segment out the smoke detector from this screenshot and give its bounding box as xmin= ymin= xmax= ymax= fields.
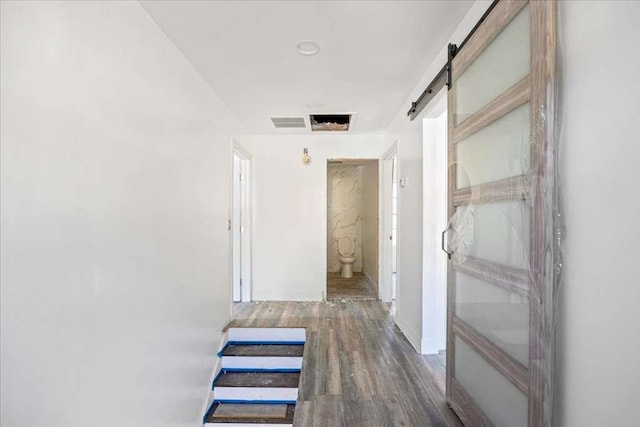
xmin=296 ymin=41 xmax=320 ymax=56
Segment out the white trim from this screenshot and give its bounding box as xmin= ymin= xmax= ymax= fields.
xmin=394 ymin=314 xmax=421 ymax=353
xmin=232 ymin=154 xmax=242 ymax=302
xmin=213 ymin=387 xmax=299 ymax=402
xmin=201 ymin=331 xmax=230 ymax=421
xmin=221 ymin=356 xmax=303 ymax=371
xmin=380 ymin=143 xmax=398 ymax=303
xmin=233 ymin=141 xmax=252 ymax=161
xmin=227 ymin=327 xmax=306 ymax=343
xmin=232 ymin=140 xmax=253 ymax=303
xmin=421 ymin=97 xmax=448 ymax=356
xmin=382 ymin=141 xmax=398 ymax=161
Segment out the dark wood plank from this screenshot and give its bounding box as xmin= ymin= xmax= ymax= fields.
xmin=214 ymin=371 xmax=300 ymax=388
xmin=223 ymin=344 xmax=304 ymax=357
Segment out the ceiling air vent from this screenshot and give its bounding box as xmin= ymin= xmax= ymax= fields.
xmin=310 ymin=114 xmax=351 ymax=132
xmin=271 ymin=117 xmax=306 ymax=128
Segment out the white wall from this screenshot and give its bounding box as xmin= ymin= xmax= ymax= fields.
xmin=249 ymin=134 xmax=384 ymax=301
xmin=0 ymin=2 xmax=243 ymax=426
xmin=556 ymin=2 xmax=640 ymax=425
xmin=361 ymin=161 xmax=379 ymax=288
xmin=421 ymin=99 xmax=448 ymax=355
xmin=385 ymin=1 xmax=491 ymax=352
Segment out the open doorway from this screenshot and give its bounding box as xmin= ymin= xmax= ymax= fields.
xmin=231 ymin=146 xmax=252 ymax=302
xmin=381 ymin=145 xmax=398 ymax=306
xmin=326 ymin=159 xmax=379 ymax=301
xmin=421 ymin=89 xmax=448 ymax=385
xmin=391 ymin=156 xmax=398 ymax=303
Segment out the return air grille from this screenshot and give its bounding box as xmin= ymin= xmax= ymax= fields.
xmin=271 ymin=117 xmax=306 ymax=128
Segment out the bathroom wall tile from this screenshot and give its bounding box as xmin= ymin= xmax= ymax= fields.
xmin=327 ymin=165 xmax=363 ymax=273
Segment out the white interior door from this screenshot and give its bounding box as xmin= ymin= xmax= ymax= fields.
xmin=232 ymin=154 xmax=242 ymax=302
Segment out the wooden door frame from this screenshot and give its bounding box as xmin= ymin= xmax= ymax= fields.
xmin=445 ymin=0 xmax=557 ymax=425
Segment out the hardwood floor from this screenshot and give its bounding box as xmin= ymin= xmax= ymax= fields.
xmin=326 ymin=273 xmax=377 ymax=300
xmin=229 ymin=301 xmax=461 ymax=426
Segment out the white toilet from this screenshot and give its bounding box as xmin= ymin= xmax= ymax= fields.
xmin=337 ymin=237 xmax=356 ymax=279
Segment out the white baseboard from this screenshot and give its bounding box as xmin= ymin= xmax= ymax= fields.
xmin=221 ymin=356 xmax=303 ymax=371
xmin=421 ymin=337 xmax=443 ymax=355
xmin=213 ymin=386 xmax=299 ymax=402
xmin=394 ymin=315 xmax=421 ymax=353
xmin=227 ymin=327 xmax=306 ymax=343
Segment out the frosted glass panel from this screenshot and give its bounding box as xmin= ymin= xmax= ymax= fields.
xmin=455 ymin=337 xmax=528 ymax=427
xmin=455 ymin=271 xmax=528 ymax=365
xmin=455 ymin=4 xmax=530 ymax=124
xmin=456 ymin=103 xmax=530 ymax=189
xmin=463 ymin=201 xmax=530 ymax=269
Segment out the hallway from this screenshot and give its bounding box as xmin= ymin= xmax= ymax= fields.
xmin=230 ymin=301 xmax=459 ymax=426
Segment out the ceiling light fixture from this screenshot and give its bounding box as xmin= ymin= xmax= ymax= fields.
xmin=296 ymin=40 xmax=320 ymax=56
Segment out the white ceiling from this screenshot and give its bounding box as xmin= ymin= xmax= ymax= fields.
xmin=140 ymin=1 xmax=473 ymax=134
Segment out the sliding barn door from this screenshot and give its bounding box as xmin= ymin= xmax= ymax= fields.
xmin=445 ymin=1 xmax=557 ymax=426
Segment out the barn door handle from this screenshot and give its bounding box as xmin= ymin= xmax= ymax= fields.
xmin=441 ymin=227 xmax=453 ymax=260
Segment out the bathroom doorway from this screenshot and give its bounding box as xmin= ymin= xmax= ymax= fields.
xmin=326 ymin=159 xmax=379 ymax=301
xmin=232 ymin=145 xmax=252 ymax=302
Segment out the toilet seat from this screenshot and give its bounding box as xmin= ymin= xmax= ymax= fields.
xmin=337 ymin=237 xmax=355 ymax=257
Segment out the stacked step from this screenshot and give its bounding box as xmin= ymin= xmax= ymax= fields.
xmin=204 ymin=328 xmax=306 ymax=426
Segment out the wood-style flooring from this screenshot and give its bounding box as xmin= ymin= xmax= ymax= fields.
xmin=326 ymin=273 xmax=377 ymax=301
xmin=229 ymin=301 xmax=461 ymax=427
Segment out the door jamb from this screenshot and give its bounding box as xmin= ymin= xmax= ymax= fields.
xmin=381 ymin=142 xmax=398 ymax=302
xmin=232 ymin=141 xmax=252 ymax=303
